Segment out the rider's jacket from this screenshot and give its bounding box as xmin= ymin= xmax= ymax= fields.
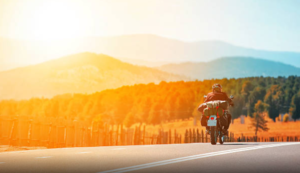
xmin=204 ymin=91 xmax=232 ymax=104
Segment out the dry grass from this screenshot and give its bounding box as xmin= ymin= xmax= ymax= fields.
xmin=229 ymin=116 xmax=300 ymax=137
xmin=141 ymin=116 xmax=300 ymax=138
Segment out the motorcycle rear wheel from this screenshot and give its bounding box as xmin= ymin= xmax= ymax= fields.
xmin=210 ymin=127 xmax=217 ymax=145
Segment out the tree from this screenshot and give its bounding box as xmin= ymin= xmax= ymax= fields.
xmin=250 ymin=100 xmax=269 ymax=137
xmin=264 ymin=85 xmax=283 ymax=121
xmin=124 ymin=112 xmax=136 ymax=128
xmin=241 ymin=81 xmax=255 ymax=116
xmin=289 ymin=91 xmax=300 ymax=121
xmin=229 ymin=95 xmax=245 ymax=122
xmin=241 ymin=81 xmax=254 ymax=100
xmin=247 ymin=87 xmax=266 ymax=117
xmin=147 ymin=103 xmax=163 ymax=125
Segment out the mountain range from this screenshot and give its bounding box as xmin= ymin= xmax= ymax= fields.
xmin=0 ymin=52 xmax=186 ymax=100
xmin=2 ymin=51 xmax=300 ymax=100
xmin=157 ymin=57 xmax=300 ymax=80
xmin=1 ymin=34 xmax=300 ymax=71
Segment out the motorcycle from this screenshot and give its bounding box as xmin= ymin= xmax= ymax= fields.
xmin=202 ymin=95 xmax=234 ymax=145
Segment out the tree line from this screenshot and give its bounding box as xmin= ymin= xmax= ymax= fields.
xmin=1 ymin=76 xmax=300 ymax=127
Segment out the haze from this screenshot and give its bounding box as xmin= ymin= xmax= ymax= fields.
xmin=0 ymin=0 xmax=299 ymax=52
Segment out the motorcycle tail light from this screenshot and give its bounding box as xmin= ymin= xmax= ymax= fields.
xmin=210 ymin=117 xmax=214 ymax=120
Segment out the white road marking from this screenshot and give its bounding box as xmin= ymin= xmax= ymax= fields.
xmin=99 ymin=142 xmax=300 ymax=173
xmin=36 ymin=156 xmax=52 ymax=159
xmin=112 ymin=148 xmax=125 ymax=150
xmin=0 ymin=162 xmax=4 ymax=164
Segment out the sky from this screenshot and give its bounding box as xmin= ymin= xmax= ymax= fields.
xmin=0 ymin=0 xmax=300 ymax=52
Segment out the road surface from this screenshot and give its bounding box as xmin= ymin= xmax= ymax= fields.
xmin=0 ymin=142 xmax=299 ymax=173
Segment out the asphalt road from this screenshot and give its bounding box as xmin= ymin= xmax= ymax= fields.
xmin=0 ymin=142 xmax=299 ymax=173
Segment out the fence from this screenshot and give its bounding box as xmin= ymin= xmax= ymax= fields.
xmin=235 ymin=134 xmax=299 ymax=142
xmin=0 ymin=116 xmax=184 ymax=148
xmin=0 ymin=116 xmax=299 ymax=149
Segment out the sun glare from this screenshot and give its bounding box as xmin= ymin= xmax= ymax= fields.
xmin=10 ymin=0 xmax=93 ymax=41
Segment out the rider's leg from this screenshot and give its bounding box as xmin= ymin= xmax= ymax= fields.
xmin=222 ymin=113 xmax=231 ymax=136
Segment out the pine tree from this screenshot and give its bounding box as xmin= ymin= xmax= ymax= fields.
xmin=264 ymin=85 xmax=283 ymax=121
xmin=251 ymin=100 xmax=269 ymax=137
xmin=229 ymin=95 xmax=244 ymax=122
xmin=289 ymin=91 xmax=300 ymax=121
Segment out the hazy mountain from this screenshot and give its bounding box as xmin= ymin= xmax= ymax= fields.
xmin=119 ymin=58 xmax=173 ymax=67
xmin=1 ymin=34 xmax=300 ymax=71
xmin=0 ymin=52 xmax=187 ymax=100
xmin=157 ymin=57 xmax=300 ymax=80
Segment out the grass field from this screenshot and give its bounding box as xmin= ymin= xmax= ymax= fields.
xmin=1 ymin=116 xmax=298 ymax=153
xmin=143 ymin=116 xmax=300 ymax=139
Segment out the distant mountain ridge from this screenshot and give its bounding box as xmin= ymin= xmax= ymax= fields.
xmin=157 ymin=57 xmax=300 ymax=80
xmin=1 ymin=34 xmax=300 ymax=71
xmin=0 ymin=52 xmax=187 ymax=100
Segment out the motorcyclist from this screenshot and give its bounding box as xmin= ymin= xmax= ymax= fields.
xmin=203 ymin=83 xmax=233 ymax=135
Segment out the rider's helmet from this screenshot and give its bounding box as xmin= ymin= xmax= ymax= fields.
xmin=212 ymin=83 xmax=222 ymax=92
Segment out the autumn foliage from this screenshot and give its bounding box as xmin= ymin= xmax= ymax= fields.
xmin=1 ymin=76 xmax=300 ymax=128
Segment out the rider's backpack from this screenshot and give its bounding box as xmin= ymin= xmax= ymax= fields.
xmin=200 ymin=100 xmax=229 ymax=127
xmin=203 ymin=101 xmax=225 ymax=117
xmin=198 ymin=103 xmax=207 ymax=112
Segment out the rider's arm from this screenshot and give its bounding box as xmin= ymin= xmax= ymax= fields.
xmin=224 ymin=92 xmax=234 ymax=106
xmin=204 ymin=93 xmax=211 ymax=103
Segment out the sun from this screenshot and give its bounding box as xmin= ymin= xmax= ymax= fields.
xmin=11 ymin=0 xmax=93 ymax=41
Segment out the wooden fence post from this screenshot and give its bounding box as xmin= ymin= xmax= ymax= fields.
xmin=157 ymin=129 xmax=160 ymax=144
xmin=120 ymin=124 xmax=123 ymax=146
xmin=134 ymin=126 xmax=138 ymax=145
xmin=138 ymin=125 xmax=141 ymax=145
xmin=29 ymin=118 xmax=42 ymax=147
xmin=110 ymin=125 xmax=114 ymax=146
xmin=201 ymin=130 xmax=204 ymax=143
xmin=192 ymin=129 xmax=196 ymax=143
xmin=65 ymin=119 xmax=75 ymax=147
xmin=17 ymin=116 xmax=31 ymax=147
xmin=168 ymin=129 xmax=171 ymax=144
xmin=8 ymin=118 xmax=16 ymax=146
xmin=189 ymin=129 xmax=192 ymax=143
xmin=0 ymin=116 xmax=14 ymax=146
xmin=143 ymin=125 xmax=146 ymax=145
xmin=48 ymin=118 xmax=56 ymax=148
xmin=196 ymin=129 xmax=200 ymax=142
xmin=39 ymin=117 xmax=51 ymax=148
xmin=184 ymin=129 xmax=188 ymax=143
xmin=102 ymin=124 xmax=106 ymax=146
xmin=116 ymin=125 xmax=119 ymax=146
xmin=161 ymin=129 xmax=164 ymax=144
xmin=150 ymin=134 xmax=153 ymax=145
xmin=174 ymin=129 xmax=177 ymax=144
xmin=127 ymin=128 xmax=131 ymax=145
xmin=134 ymin=126 xmax=137 ymax=145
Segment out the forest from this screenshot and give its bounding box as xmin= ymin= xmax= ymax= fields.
xmin=1 ymin=76 xmax=300 ymax=127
